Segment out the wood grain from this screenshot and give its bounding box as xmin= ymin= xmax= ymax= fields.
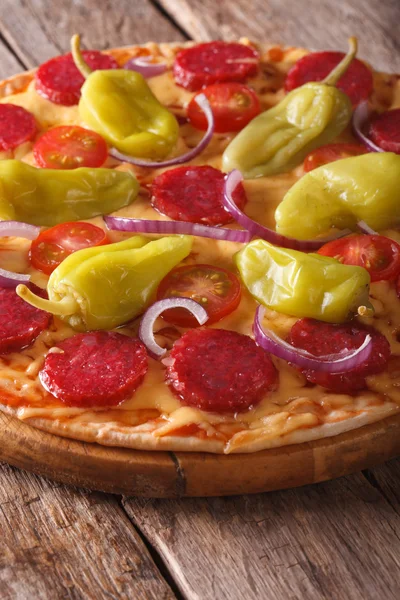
xmin=125 ymin=464 xmax=400 ymax=600
xmin=1 ymin=410 xmax=400 ymax=497
xmin=158 ymin=0 xmax=400 ymax=71
xmin=0 ymin=0 xmax=186 ymax=73
xmin=0 ymin=462 xmax=176 ymax=600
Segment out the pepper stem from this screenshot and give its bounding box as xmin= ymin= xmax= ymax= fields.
xmin=322 ymin=37 xmax=358 ymax=86
xmin=357 ymin=305 xmax=374 ymax=318
xmin=71 ymin=34 xmax=93 ymax=79
xmin=16 ymin=284 xmax=78 ymax=317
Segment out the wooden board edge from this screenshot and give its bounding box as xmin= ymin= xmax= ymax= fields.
xmin=1 ymin=411 xmax=399 ymax=497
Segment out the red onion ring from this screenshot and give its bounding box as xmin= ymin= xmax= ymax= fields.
xmin=109 ymin=93 xmax=214 ymax=167
xmin=124 ymin=56 xmax=168 ymax=78
xmin=254 ymin=306 xmax=372 ymax=373
xmin=352 ymin=101 xmax=384 ymax=153
xmin=357 ymin=220 xmax=378 ymax=235
xmin=104 ymin=215 xmax=251 ymax=243
xmin=139 ymin=298 xmax=208 ymax=358
xmin=223 ymin=170 xmax=351 ymax=251
xmin=0 ymin=221 xmax=40 ymax=288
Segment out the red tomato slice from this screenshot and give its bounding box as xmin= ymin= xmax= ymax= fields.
xmin=156 ymin=264 xmax=242 ymax=327
xmin=30 ymin=222 xmax=109 ymax=275
xmin=318 ymin=235 xmax=400 ymax=282
xmin=33 ymin=126 xmax=108 ymax=169
xmin=303 ymin=143 xmax=367 ymax=172
xmin=187 ymin=83 xmax=261 ymax=133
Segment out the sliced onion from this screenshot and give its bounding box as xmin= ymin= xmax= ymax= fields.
xmin=0 ymin=221 xmax=40 ymax=288
xmin=139 ymin=298 xmax=208 ymax=358
xmin=104 ymin=215 xmax=251 ymax=243
xmin=357 ymin=220 xmax=378 ymax=235
xmin=0 ymin=269 xmax=31 ymax=289
xmin=109 ymin=93 xmax=214 ymax=167
xmin=223 ymin=170 xmax=351 ymax=251
xmin=124 ymin=56 xmax=168 ymax=78
xmin=352 ymin=101 xmax=384 ymax=153
xmin=254 ymin=306 xmax=372 ymax=373
xmin=0 ymin=221 xmax=40 ymax=240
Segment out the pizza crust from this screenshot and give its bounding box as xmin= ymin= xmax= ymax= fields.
xmin=0 ymin=41 xmax=399 ymax=453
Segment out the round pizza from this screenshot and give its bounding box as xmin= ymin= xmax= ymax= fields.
xmin=0 ymin=35 xmax=399 ymax=454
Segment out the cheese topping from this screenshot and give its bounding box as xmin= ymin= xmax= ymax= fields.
xmin=0 ymin=41 xmax=400 ymax=452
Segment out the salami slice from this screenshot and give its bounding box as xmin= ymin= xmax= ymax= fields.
xmin=35 ymin=51 xmax=119 ymax=106
xmin=288 ymin=319 xmax=390 ymax=393
xmin=0 ymin=104 xmax=36 ymax=151
xmin=284 ymin=51 xmax=373 ymax=106
xmin=173 ymin=41 xmax=259 ymax=91
xmin=0 ymin=286 xmax=51 ymax=355
xmin=151 ymin=165 xmax=247 ymax=226
xmin=369 ymin=109 xmax=400 ymax=153
xmin=166 ymin=328 xmax=278 ymax=412
xmin=40 ymin=331 xmax=148 ymax=407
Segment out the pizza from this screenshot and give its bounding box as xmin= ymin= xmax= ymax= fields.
xmin=0 ymin=37 xmax=400 ymax=454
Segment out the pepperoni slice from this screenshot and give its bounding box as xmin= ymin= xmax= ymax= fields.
xmin=173 ymin=42 xmax=259 ymax=91
xmin=288 ymin=319 xmax=390 ymax=393
xmin=284 ymin=51 xmax=373 ymax=106
xmin=35 ymin=51 xmax=119 ymax=106
xmin=166 ymin=328 xmax=278 ymax=412
xmin=369 ymin=109 xmax=400 ymax=153
xmin=0 ymin=286 xmax=51 ymax=355
xmin=0 ymin=104 xmax=36 ymax=151
xmin=151 ymin=165 xmax=247 ymax=226
xmin=40 ymin=332 xmax=148 ymax=407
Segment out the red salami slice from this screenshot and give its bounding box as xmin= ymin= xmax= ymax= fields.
xmin=166 ymin=328 xmax=278 ymax=412
xmin=173 ymin=41 xmax=259 ymax=91
xmin=151 ymin=165 xmax=247 ymax=226
xmin=0 ymin=104 xmax=36 ymax=151
xmin=288 ymin=319 xmax=390 ymax=393
xmin=284 ymin=51 xmax=373 ymax=106
xmin=0 ymin=286 xmax=51 ymax=355
xmin=35 ymin=51 xmax=119 ymax=106
xmin=40 ymin=331 xmax=148 ymax=407
xmin=369 ymin=109 xmax=400 ymax=153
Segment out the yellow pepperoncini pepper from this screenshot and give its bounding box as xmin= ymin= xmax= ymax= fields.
xmin=71 ymin=35 xmax=179 ymax=159
xmin=222 ymin=38 xmax=358 ymax=178
xmin=275 ymin=152 xmax=400 ymax=239
xmin=0 ymin=160 xmax=138 ymax=226
xmin=235 ymin=239 xmax=372 ymax=323
xmin=17 ymin=235 xmax=192 ymax=331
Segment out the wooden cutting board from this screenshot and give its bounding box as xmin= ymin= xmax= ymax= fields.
xmin=1 ymin=410 xmax=399 ymax=497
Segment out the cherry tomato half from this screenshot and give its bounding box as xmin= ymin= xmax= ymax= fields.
xmin=33 ymin=125 xmax=108 ymax=169
xmin=30 ymin=222 xmax=109 ymax=275
xmin=156 ymin=264 xmax=242 ymax=327
xmin=303 ymin=143 xmax=367 ymax=172
xmin=187 ymin=83 xmax=261 ymax=133
xmin=318 ymin=235 xmax=400 ymax=282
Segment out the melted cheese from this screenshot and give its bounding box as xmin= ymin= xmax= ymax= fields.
xmin=1 ymin=42 xmax=400 ymax=451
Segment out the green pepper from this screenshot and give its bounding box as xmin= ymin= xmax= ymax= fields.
xmin=0 ymin=160 xmax=138 ymax=226
xmin=71 ymin=35 xmax=179 ymax=159
xmin=275 ymin=152 xmax=400 ymax=239
xmin=235 ymin=239 xmax=372 ymax=323
xmin=17 ymin=235 xmax=192 ymax=331
xmin=222 ymin=38 xmax=358 ymax=179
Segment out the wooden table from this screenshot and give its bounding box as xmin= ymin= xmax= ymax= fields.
xmin=0 ymin=1 xmax=399 ymax=598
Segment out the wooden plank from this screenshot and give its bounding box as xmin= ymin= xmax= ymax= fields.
xmin=0 ymin=0 xmax=185 ymax=71
xmin=0 ymin=462 xmax=176 ymax=600
xmin=158 ymin=0 xmax=400 ymax=71
xmin=0 ymin=35 xmax=26 ymax=79
xmin=125 ymin=465 xmax=400 ymax=600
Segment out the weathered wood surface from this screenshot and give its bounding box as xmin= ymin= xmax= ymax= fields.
xmin=0 ymin=1 xmax=399 ymax=599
